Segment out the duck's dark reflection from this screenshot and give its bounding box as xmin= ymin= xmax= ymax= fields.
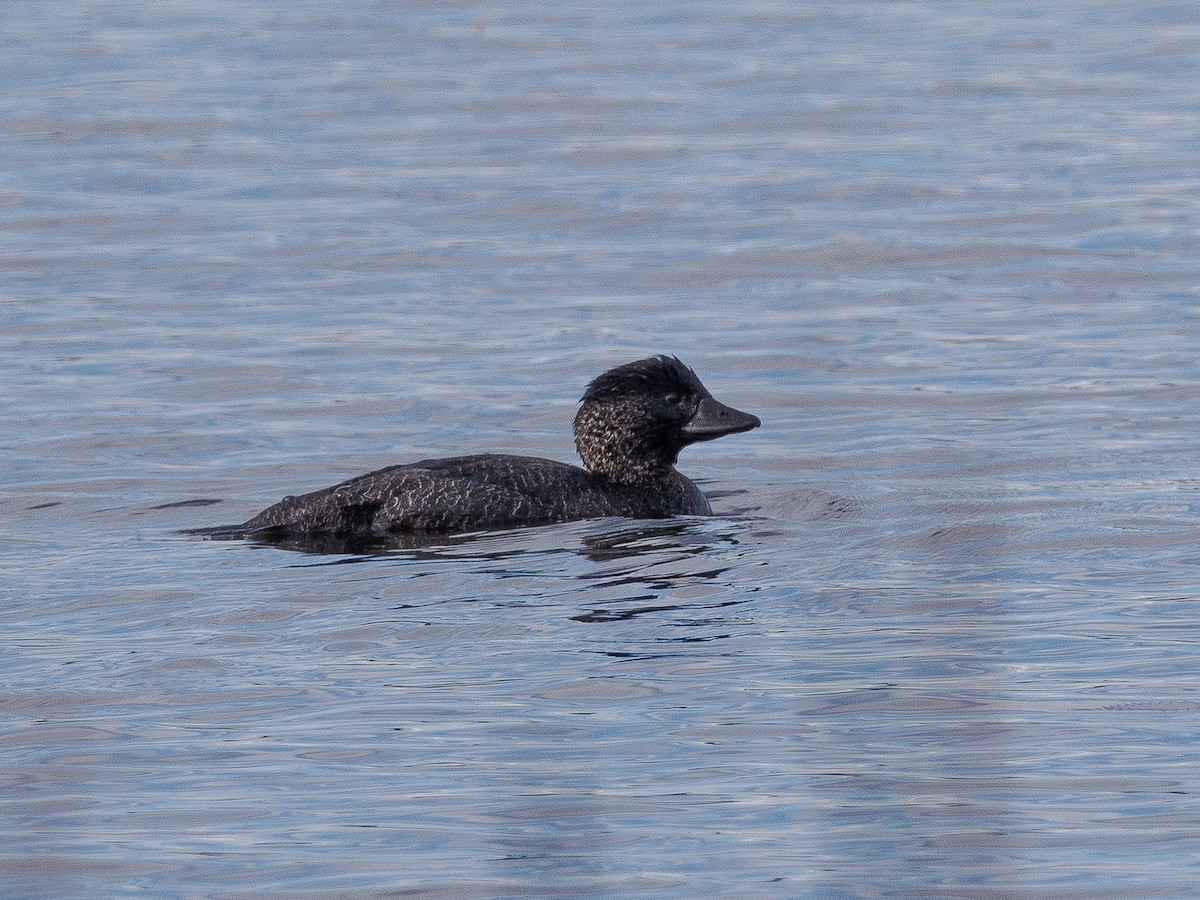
xmin=193 ymin=516 xmax=747 ymax=562
xmin=195 ymin=518 xmax=753 ymax=636
xmin=245 ymin=528 xmax=483 ymax=558
xmin=191 ymin=523 xmax=527 ymax=558
xmin=573 ymin=597 xmax=743 ymax=625
xmin=568 ymin=521 xmax=751 ymax=631
xmin=576 ymin=520 xmax=730 ymax=561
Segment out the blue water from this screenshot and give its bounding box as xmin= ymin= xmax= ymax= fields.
xmin=3 ymin=2 xmax=1200 ymax=897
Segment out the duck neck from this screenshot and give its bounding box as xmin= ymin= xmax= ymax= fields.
xmin=574 ymin=401 xmax=678 ymax=486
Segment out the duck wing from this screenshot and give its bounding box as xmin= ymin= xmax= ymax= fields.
xmin=240 ymin=454 xmax=595 ymax=535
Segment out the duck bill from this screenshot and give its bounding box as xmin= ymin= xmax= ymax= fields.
xmin=680 ymin=397 xmax=761 ymax=442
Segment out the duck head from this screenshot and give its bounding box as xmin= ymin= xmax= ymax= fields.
xmin=573 ymin=355 xmax=760 ymax=485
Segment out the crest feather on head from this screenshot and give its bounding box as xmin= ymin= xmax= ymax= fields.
xmin=580 ymin=355 xmax=709 ymax=403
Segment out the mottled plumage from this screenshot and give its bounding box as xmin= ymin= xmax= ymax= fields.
xmin=231 ymin=356 xmax=759 ymax=538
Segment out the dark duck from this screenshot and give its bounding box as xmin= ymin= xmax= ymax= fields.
xmin=232 ymin=356 xmax=759 ymax=537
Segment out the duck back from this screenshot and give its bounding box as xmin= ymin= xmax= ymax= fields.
xmin=239 ymin=453 xmax=711 ymax=536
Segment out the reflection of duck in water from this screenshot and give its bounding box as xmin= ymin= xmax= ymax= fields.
xmin=228 ymin=356 xmax=760 ymax=538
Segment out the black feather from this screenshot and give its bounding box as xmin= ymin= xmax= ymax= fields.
xmin=580 ymin=355 xmax=710 ymax=403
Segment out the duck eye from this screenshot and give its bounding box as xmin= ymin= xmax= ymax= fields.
xmin=664 ymin=392 xmax=683 ymax=405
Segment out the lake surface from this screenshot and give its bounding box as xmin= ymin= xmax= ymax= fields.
xmin=3 ymin=1 xmax=1200 ymax=897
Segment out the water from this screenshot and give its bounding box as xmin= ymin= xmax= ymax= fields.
xmin=3 ymin=1 xmax=1200 ymax=896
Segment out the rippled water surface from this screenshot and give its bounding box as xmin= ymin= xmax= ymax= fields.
xmin=3 ymin=2 xmax=1200 ymax=897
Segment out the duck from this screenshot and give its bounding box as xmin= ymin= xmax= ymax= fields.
xmin=229 ymin=355 xmax=759 ymax=537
